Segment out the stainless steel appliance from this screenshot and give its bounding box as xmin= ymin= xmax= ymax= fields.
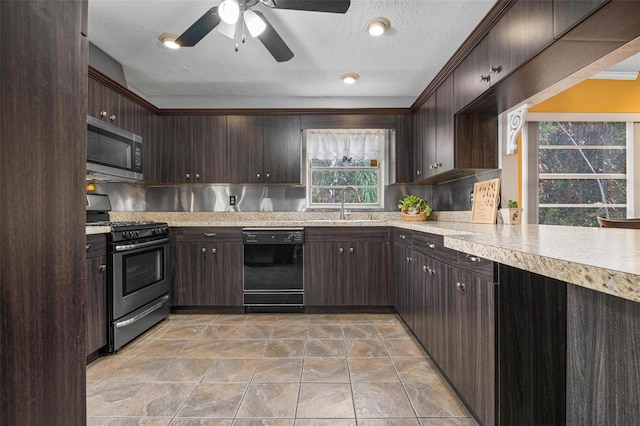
xmin=242 ymin=228 xmax=304 ymax=312
xmin=87 ymin=115 xmax=143 ymax=182
xmin=86 ymin=194 xmax=170 ymax=352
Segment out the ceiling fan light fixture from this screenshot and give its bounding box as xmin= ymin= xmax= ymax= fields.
xmin=244 ymin=9 xmax=267 ymax=37
xmin=217 ymin=21 xmax=237 ymax=39
xmin=365 ymin=17 xmax=390 ymax=36
xmin=340 ymin=73 xmax=359 ymax=84
xmin=159 ymin=32 xmax=180 ymax=49
xmin=219 ymin=0 xmax=241 ymax=24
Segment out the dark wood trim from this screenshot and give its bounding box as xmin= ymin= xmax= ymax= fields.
xmin=304 ymin=306 xmax=396 ymax=314
xmin=89 ymin=66 xmax=159 ymax=113
xmin=171 ymin=306 xmax=245 ymax=314
xmin=410 ymin=0 xmax=515 ymax=112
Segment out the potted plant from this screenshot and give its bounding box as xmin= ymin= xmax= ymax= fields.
xmin=500 ymin=199 xmax=523 ymax=224
xmin=398 ymin=194 xmax=432 ymax=221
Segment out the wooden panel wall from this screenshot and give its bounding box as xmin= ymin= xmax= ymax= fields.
xmin=1 ymin=0 xmax=87 ymax=423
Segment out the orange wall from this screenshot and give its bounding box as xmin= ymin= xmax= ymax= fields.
xmin=529 ymin=77 xmax=640 ymax=113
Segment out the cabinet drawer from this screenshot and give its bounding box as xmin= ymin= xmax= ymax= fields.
xmin=305 ymin=226 xmax=388 ymax=242
xmin=85 ymin=234 xmax=107 ymax=258
xmin=394 ymin=229 xmax=413 ymax=248
xmin=413 ymin=232 xmax=457 ymax=265
xmin=175 ymin=227 xmax=242 ymax=243
xmin=457 ymin=251 xmax=494 ymax=279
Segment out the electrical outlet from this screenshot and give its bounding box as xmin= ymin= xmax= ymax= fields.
xmin=229 ymin=195 xmax=236 ymax=206
xmin=469 ymin=190 xmax=474 ymax=207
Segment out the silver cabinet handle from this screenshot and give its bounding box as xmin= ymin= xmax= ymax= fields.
xmin=400 ymin=235 xmax=406 ymax=239
xmin=195 ymin=173 xmax=200 ymax=180
xmin=423 ymin=265 xmax=427 ymax=272
xmin=406 ymin=257 xmax=410 ymax=263
xmin=480 ymin=75 xmax=491 ymax=82
xmin=109 ymin=115 xmax=116 ymax=121
xmin=490 ymin=65 xmax=502 ymax=74
xmin=98 ymin=264 xmax=107 ymax=272
xmin=99 ymin=111 xmax=107 ymax=117
xmin=467 ymin=255 xmax=479 ymax=262
xmin=349 ymin=247 xmax=354 ymax=253
xmin=456 ymin=282 xmax=466 ymax=291
xmin=265 ymin=172 xmax=271 ymax=179
xmin=339 ymin=247 xmax=344 ymax=253
xmin=201 ymin=247 xmax=207 ymax=253
xmin=211 ymin=248 xmax=217 ymax=254
xmin=85 ymin=244 xmax=92 ymax=251
xmin=427 ymin=243 xmax=435 ymax=249
xmin=256 ymin=172 xmax=261 ymax=179
xmin=416 ymin=170 xmax=422 ymax=176
xmin=203 ymin=233 xmax=216 ymax=237
xmin=185 ymin=173 xmax=191 ymax=179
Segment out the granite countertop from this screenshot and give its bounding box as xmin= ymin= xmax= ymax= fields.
xmin=87 ymin=211 xmax=640 ymax=303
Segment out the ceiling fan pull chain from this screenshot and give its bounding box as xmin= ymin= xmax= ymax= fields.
xmin=241 ymin=2 xmax=247 ymax=44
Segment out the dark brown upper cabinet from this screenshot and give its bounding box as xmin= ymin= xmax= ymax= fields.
xmin=412 ymin=75 xmax=456 ymax=181
xmin=87 ymin=77 xmax=151 ymax=136
xmin=227 ymin=115 xmax=301 ymax=184
xmin=154 ymin=115 xmax=227 ymax=184
xmin=393 ymin=115 xmax=414 ymax=183
xmin=454 ymin=1 xmax=554 ymax=112
xmin=553 ymin=0 xmax=606 ymax=38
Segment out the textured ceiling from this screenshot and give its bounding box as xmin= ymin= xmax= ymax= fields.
xmin=88 ymin=0 xmax=497 ymax=108
xmin=88 ymin=0 xmax=640 ymax=109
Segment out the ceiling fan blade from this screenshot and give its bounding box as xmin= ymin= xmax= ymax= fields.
xmin=253 ymin=11 xmax=294 ymax=62
xmin=175 ymin=7 xmax=221 ymax=47
xmin=270 ymin=0 xmax=350 ymax=13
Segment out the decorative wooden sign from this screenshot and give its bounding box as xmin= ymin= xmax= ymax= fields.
xmin=471 ymin=178 xmax=501 ymax=224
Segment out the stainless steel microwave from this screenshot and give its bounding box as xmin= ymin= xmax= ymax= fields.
xmin=87 ymin=115 xmax=143 ymax=182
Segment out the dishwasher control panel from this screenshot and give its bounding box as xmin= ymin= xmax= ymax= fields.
xmin=242 ymin=228 xmax=304 ymax=245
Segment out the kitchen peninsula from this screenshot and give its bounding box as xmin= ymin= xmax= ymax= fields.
xmin=87 ymin=213 xmax=640 ymax=425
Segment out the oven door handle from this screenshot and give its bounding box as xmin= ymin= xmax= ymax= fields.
xmin=114 ymin=238 xmax=170 ymax=252
xmin=115 ymin=294 xmax=170 ymax=329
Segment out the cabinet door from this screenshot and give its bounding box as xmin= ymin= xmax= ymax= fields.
xmin=87 ymin=77 xmax=107 ymax=120
xmin=394 ymin=115 xmax=413 ymax=183
xmin=349 ymin=240 xmax=388 ymax=306
xmin=393 ymin=244 xmax=414 ymax=328
xmin=227 ymin=115 xmax=264 ymax=183
xmin=488 ymin=0 xmax=553 ymax=85
xmin=411 ymin=252 xmax=430 ymax=345
xmin=157 ymin=116 xmax=193 ymax=183
xmin=435 ymin=75 xmax=454 ymax=174
xmin=210 ymin=242 xmax=243 ymax=306
xmin=424 ymin=94 xmax=438 ymax=177
xmin=456 ymin=269 xmax=496 ymax=426
xmin=431 ymin=259 xmax=457 ymax=371
xmin=305 ymin=242 xmax=347 ymax=306
xmin=173 ymin=240 xmax=211 ymax=305
xmin=554 ymin=0 xmax=606 ymax=37
xmin=263 ymin=115 xmax=301 ymax=183
xmin=193 ymin=115 xmax=227 ymax=183
xmin=453 ymin=36 xmax=490 ymax=112
xmin=85 ymin=255 xmax=107 ymax=356
xmin=412 ymin=103 xmax=426 ymax=181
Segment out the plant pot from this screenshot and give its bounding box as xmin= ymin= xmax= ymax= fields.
xmin=500 ymin=208 xmax=523 ymax=225
xmin=402 ymin=212 xmax=427 ymax=222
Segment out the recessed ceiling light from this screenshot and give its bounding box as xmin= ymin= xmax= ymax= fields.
xmin=340 ymin=73 xmax=359 ymax=84
xmin=159 ymin=33 xmax=180 ymax=49
xmin=365 ymin=17 xmax=390 ymax=36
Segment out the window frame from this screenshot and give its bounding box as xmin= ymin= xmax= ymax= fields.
xmin=302 ymin=129 xmax=389 ymax=210
xmin=524 ymin=113 xmax=639 ymax=225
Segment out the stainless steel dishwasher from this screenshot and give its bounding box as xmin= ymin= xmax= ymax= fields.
xmin=242 ymin=228 xmax=304 ymax=312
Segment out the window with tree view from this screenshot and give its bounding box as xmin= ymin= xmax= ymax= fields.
xmin=306 ymin=129 xmax=386 ymax=208
xmin=538 ymin=121 xmax=627 ymax=227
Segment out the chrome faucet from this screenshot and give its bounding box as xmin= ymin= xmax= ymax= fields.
xmin=340 ymin=186 xmax=361 ymax=219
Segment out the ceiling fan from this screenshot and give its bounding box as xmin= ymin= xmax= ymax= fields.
xmin=175 ymin=0 xmax=351 ymax=62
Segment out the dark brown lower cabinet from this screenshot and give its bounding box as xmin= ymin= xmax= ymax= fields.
xmin=305 ymin=227 xmax=390 ymax=308
xmin=394 ymin=235 xmax=495 ymax=426
xmin=566 ymin=284 xmax=640 ymax=425
xmin=173 ymin=228 xmax=243 ymax=307
xmin=85 ymin=234 xmax=108 ymax=356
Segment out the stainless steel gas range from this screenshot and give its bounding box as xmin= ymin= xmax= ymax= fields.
xmin=87 ymin=194 xmax=171 ymax=352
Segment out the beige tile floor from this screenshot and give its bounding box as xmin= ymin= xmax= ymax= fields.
xmin=87 ymin=313 xmax=479 ymax=425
